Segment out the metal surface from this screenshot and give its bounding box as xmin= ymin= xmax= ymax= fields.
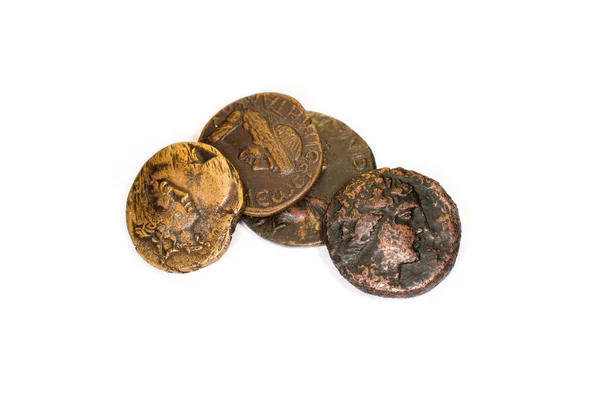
xmin=126 ymin=142 xmax=244 ymax=273
xmin=199 ymin=93 xmax=323 ymax=217
xmin=244 ymin=111 xmax=376 ymax=246
xmin=324 ymin=167 xmax=461 ymax=297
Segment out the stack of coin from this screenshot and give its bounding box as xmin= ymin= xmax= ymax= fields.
xmin=126 ymin=93 xmax=461 ymax=298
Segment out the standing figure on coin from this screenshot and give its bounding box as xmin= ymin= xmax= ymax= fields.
xmin=200 ymin=93 xmax=323 ymax=217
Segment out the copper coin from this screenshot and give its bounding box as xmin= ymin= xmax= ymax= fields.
xmin=126 ymin=142 xmax=244 ymax=273
xmin=199 ymin=93 xmax=323 ymax=217
xmin=324 ymin=167 xmax=461 ymax=298
xmin=243 ymin=111 xmax=376 ymax=246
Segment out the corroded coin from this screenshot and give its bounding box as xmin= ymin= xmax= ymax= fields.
xmin=126 ymin=142 xmax=244 ymax=273
xmin=244 ymin=111 xmax=376 ymax=246
xmin=324 ymin=167 xmax=461 ymax=298
xmin=199 ymin=93 xmax=323 ymax=217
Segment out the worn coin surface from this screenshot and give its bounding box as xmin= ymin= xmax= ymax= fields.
xmin=244 ymin=111 xmax=376 ymax=246
xmin=199 ymin=93 xmax=323 ymax=217
xmin=324 ymin=167 xmax=461 ymax=298
xmin=126 ymin=142 xmax=244 ymax=273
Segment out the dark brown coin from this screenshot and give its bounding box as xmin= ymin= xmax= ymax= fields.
xmin=199 ymin=93 xmax=323 ymax=217
xmin=126 ymin=142 xmax=244 ymax=273
xmin=324 ymin=167 xmax=461 ymax=298
xmin=243 ymin=111 xmax=376 ymax=246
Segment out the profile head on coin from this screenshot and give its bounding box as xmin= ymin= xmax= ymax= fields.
xmin=199 ymin=93 xmax=323 ymax=217
xmin=126 ymin=142 xmax=244 ymax=273
xmin=324 ymin=167 xmax=461 ymax=298
xmin=244 ymin=111 xmax=376 ymax=246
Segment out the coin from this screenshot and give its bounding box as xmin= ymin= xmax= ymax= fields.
xmin=199 ymin=93 xmax=323 ymax=217
xmin=324 ymin=167 xmax=461 ymax=297
xmin=126 ymin=142 xmax=244 ymax=273
xmin=243 ymin=111 xmax=376 ymax=246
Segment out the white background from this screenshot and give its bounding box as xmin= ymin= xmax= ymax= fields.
xmin=1 ymin=1 xmax=599 ymax=399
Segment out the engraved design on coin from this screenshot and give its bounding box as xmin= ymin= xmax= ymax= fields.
xmin=200 ymin=93 xmax=323 ymax=217
xmin=207 ymin=109 xmax=302 ymax=174
xmin=324 ymin=167 xmax=461 ymax=297
xmin=126 ymin=142 xmax=244 ymax=273
xmin=243 ymin=111 xmax=376 ymax=246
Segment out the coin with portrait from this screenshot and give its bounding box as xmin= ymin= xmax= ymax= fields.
xmin=244 ymin=111 xmax=376 ymax=246
xmin=324 ymin=167 xmax=461 ymax=298
xmin=199 ymin=93 xmax=323 ymax=217
xmin=126 ymin=142 xmax=244 ymax=273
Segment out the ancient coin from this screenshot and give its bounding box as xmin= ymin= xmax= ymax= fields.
xmin=126 ymin=142 xmax=244 ymax=273
xmin=199 ymin=93 xmax=323 ymax=217
xmin=324 ymin=167 xmax=461 ymax=298
xmin=243 ymin=111 xmax=376 ymax=246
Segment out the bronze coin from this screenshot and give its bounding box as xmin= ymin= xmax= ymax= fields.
xmin=126 ymin=142 xmax=244 ymax=273
xmin=324 ymin=167 xmax=461 ymax=298
xmin=199 ymin=93 xmax=323 ymax=217
xmin=243 ymin=111 xmax=376 ymax=246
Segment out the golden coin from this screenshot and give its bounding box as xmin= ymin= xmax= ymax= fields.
xmin=126 ymin=142 xmax=244 ymax=273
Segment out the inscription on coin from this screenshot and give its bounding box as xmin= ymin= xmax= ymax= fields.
xmin=324 ymin=167 xmax=461 ymax=297
xmin=244 ymin=112 xmax=376 ymax=246
xmin=126 ymin=142 xmax=244 ymax=273
xmin=199 ymin=93 xmax=323 ymax=217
